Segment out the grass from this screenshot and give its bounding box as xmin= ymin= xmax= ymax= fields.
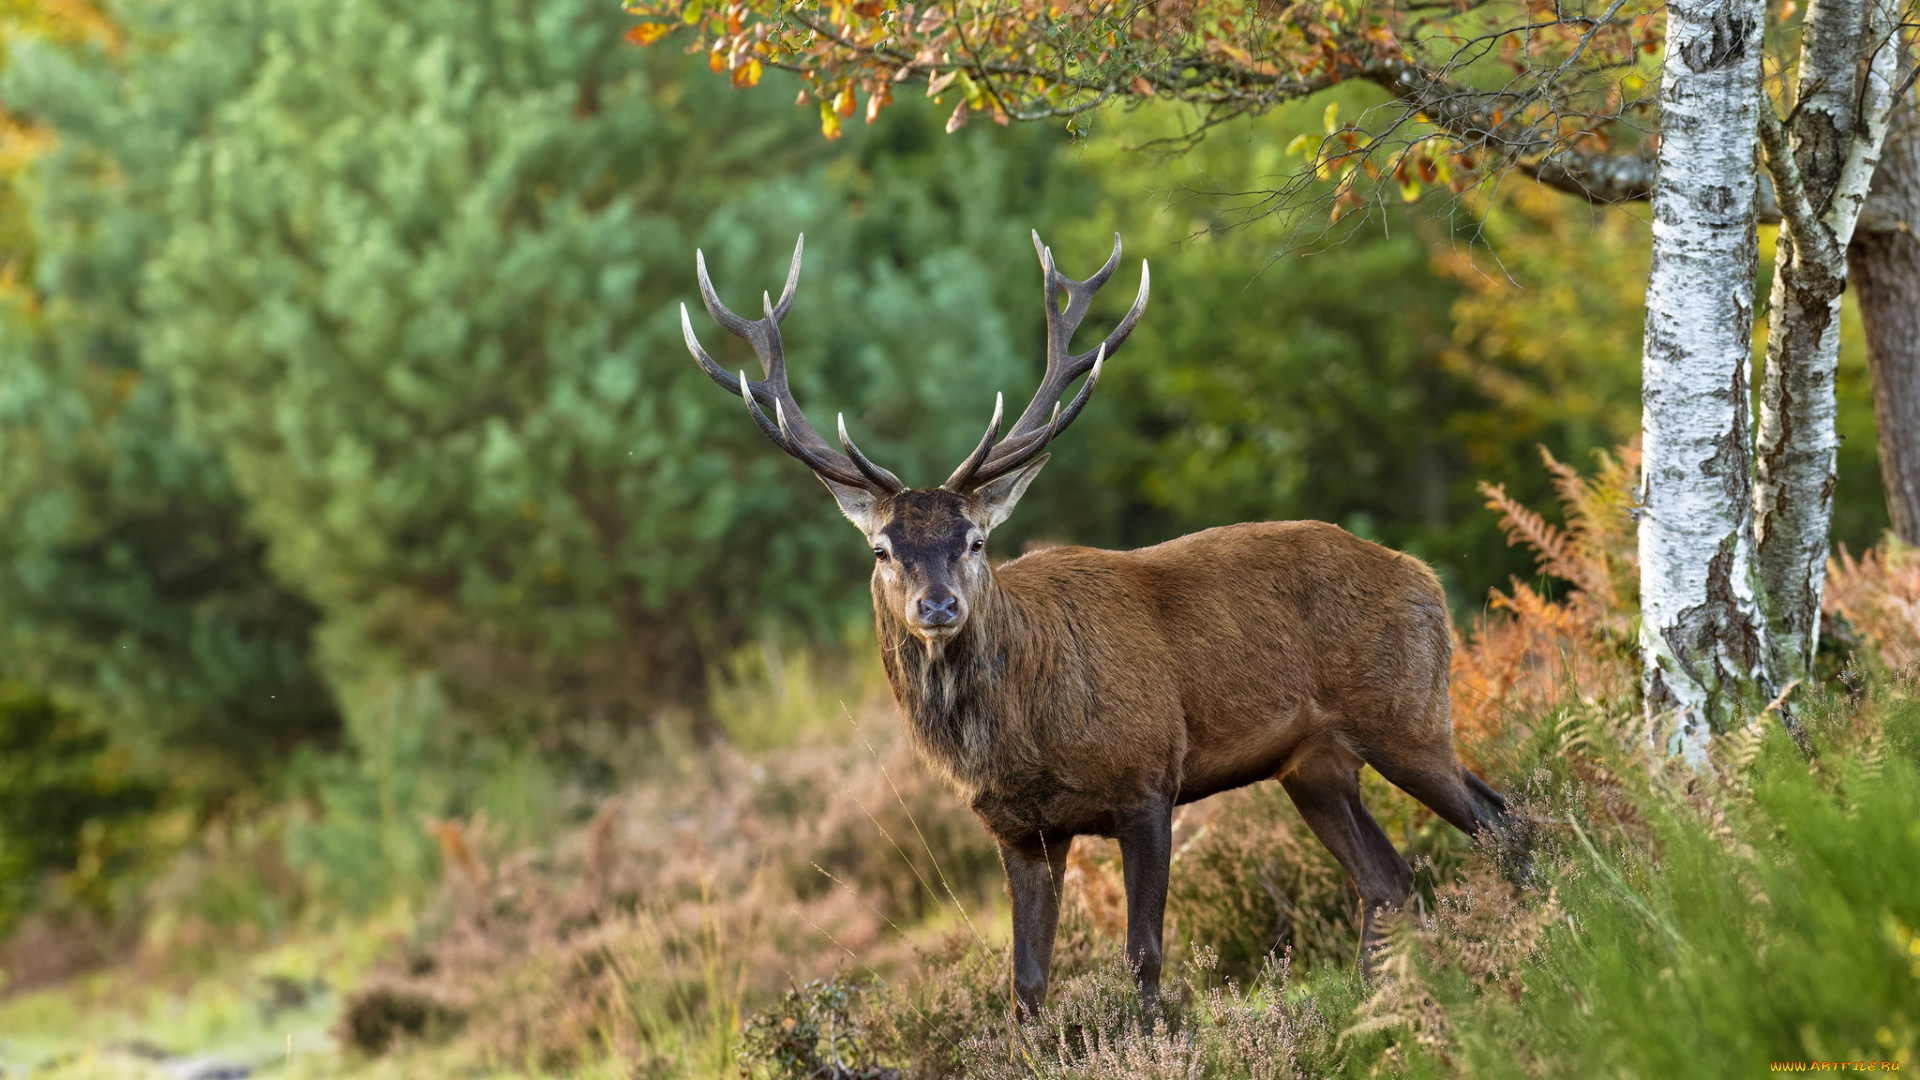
xmin=0 ymin=907 xmax=402 ymax=1077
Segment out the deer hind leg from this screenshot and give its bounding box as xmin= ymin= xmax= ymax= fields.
xmin=1357 ymin=733 xmax=1532 ymax=882
xmin=1279 ymin=748 xmax=1413 ymax=963
xmin=1363 ymin=750 xmax=1507 ymax=837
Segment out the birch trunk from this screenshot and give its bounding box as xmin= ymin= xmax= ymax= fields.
xmin=1639 ymin=0 xmax=1771 ymax=760
xmin=1754 ymin=0 xmax=1901 ymax=686
xmin=1852 ymin=89 xmax=1920 ymax=544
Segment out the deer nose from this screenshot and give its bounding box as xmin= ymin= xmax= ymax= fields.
xmin=917 ymin=592 xmax=960 ymax=627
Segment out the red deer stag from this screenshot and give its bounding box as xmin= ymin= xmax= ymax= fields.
xmin=680 ymin=233 xmax=1512 ymax=1017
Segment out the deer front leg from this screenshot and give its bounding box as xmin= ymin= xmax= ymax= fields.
xmin=1115 ymin=793 xmax=1174 ymax=1008
xmin=1000 ymin=836 xmax=1069 ymax=1019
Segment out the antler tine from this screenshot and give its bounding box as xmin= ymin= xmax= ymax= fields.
xmin=962 ymin=346 xmax=1091 ymax=490
xmin=942 ymin=391 xmax=1005 ymax=491
xmin=1073 ymin=259 xmax=1149 ymax=367
xmin=755 ymin=290 xmax=845 ymax=465
xmin=773 ymin=401 xmax=872 ymax=488
xmin=1080 ymin=232 xmax=1124 ymax=292
xmin=733 ymin=365 xmax=865 ymax=488
xmin=772 ymin=234 xmax=804 ymax=322
xmin=696 ymin=250 xmax=758 ymax=339
xmin=737 ymin=368 xmax=785 ymax=444
xmin=839 ymin=413 xmax=906 ymax=491
xmin=945 ymin=232 xmax=1146 ymax=493
xmin=684 ymin=303 xmax=744 ymax=396
xmin=1001 ymin=234 xmax=1137 ymax=440
xmin=685 ymin=238 xmax=904 ymax=494
xmin=964 ymin=400 xmax=1063 ymax=490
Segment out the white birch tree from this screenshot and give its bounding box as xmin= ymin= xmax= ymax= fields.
xmin=1753 ymin=0 xmax=1903 ymax=689
xmin=1637 ymin=0 xmax=1772 ymax=761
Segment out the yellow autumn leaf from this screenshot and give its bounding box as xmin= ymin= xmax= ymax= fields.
xmin=732 ymin=57 xmax=762 ymax=86
xmin=625 ymin=23 xmax=672 ymax=45
xmin=1323 ymin=101 xmax=1339 ymax=133
xmin=820 ymin=101 xmax=844 ymax=140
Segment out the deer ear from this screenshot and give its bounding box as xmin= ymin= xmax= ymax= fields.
xmin=974 ymin=453 xmax=1049 ymax=532
xmin=818 ymin=474 xmax=886 ymax=534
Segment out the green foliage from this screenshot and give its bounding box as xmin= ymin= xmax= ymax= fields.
xmin=1447 ymin=691 xmax=1920 ymax=1077
xmin=129 ymin=0 xmax=1127 ymax=743
xmin=0 ymin=682 xmax=159 ymax=935
xmin=0 ymin=3 xmax=338 ymax=791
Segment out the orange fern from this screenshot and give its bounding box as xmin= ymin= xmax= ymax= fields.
xmin=1825 ymin=541 xmax=1920 ymax=673
xmin=1452 ymin=441 xmax=1641 ymax=758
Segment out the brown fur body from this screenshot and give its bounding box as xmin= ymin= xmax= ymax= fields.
xmin=876 ymin=519 xmax=1457 ymax=848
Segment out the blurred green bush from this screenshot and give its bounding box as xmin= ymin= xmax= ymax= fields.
xmin=0 ymin=682 xmax=159 ymax=938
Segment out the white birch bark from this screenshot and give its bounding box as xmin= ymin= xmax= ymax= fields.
xmin=1753 ymin=0 xmax=1902 ymax=687
xmin=1639 ymin=0 xmax=1771 ymax=762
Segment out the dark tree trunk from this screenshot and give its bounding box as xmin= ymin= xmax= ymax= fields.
xmin=1852 ymin=97 xmax=1920 ymax=544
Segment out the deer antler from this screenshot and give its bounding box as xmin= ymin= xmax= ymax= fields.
xmin=682 ymin=235 xmax=905 ymax=494
xmin=944 ymin=232 xmax=1149 ymax=492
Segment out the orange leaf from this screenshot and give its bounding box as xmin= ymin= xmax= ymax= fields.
xmin=833 ymin=85 xmax=857 ymax=117
xmin=1129 ymin=75 xmax=1153 ymax=96
xmin=625 ymin=23 xmax=673 ymax=46
xmin=732 ymin=57 xmax=762 ymax=86
xmin=710 ymin=44 xmax=728 ymax=72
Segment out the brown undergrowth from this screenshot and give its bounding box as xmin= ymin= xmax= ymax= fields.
xmin=336 ymin=678 xmax=1002 ymax=1072
xmin=1826 ymin=539 xmax=1920 ymax=673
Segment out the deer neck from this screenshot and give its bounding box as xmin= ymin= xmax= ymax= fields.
xmin=874 ymin=573 xmax=1033 ymax=795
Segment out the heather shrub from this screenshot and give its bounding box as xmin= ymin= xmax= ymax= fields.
xmin=336 ymin=682 xmax=999 ymax=1073
xmin=740 ymin=976 xmax=896 ymax=1080
xmin=863 ymin=907 xmax=1121 ymax=1080
xmin=945 ymin=946 xmax=1357 ymax=1080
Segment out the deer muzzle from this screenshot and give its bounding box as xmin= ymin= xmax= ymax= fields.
xmin=911 ymin=588 xmax=966 ymax=634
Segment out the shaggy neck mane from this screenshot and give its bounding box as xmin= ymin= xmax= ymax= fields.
xmin=875 ymin=573 xmax=1033 ymax=793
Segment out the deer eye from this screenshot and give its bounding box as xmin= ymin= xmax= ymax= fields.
xmin=873 ymin=546 xmax=888 ymax=562
xmin=970 ymin=538 xmax=985 ymax=553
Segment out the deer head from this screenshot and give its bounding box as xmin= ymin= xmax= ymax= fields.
xmin=681 ymin=233 xmax=1149 ymax=644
